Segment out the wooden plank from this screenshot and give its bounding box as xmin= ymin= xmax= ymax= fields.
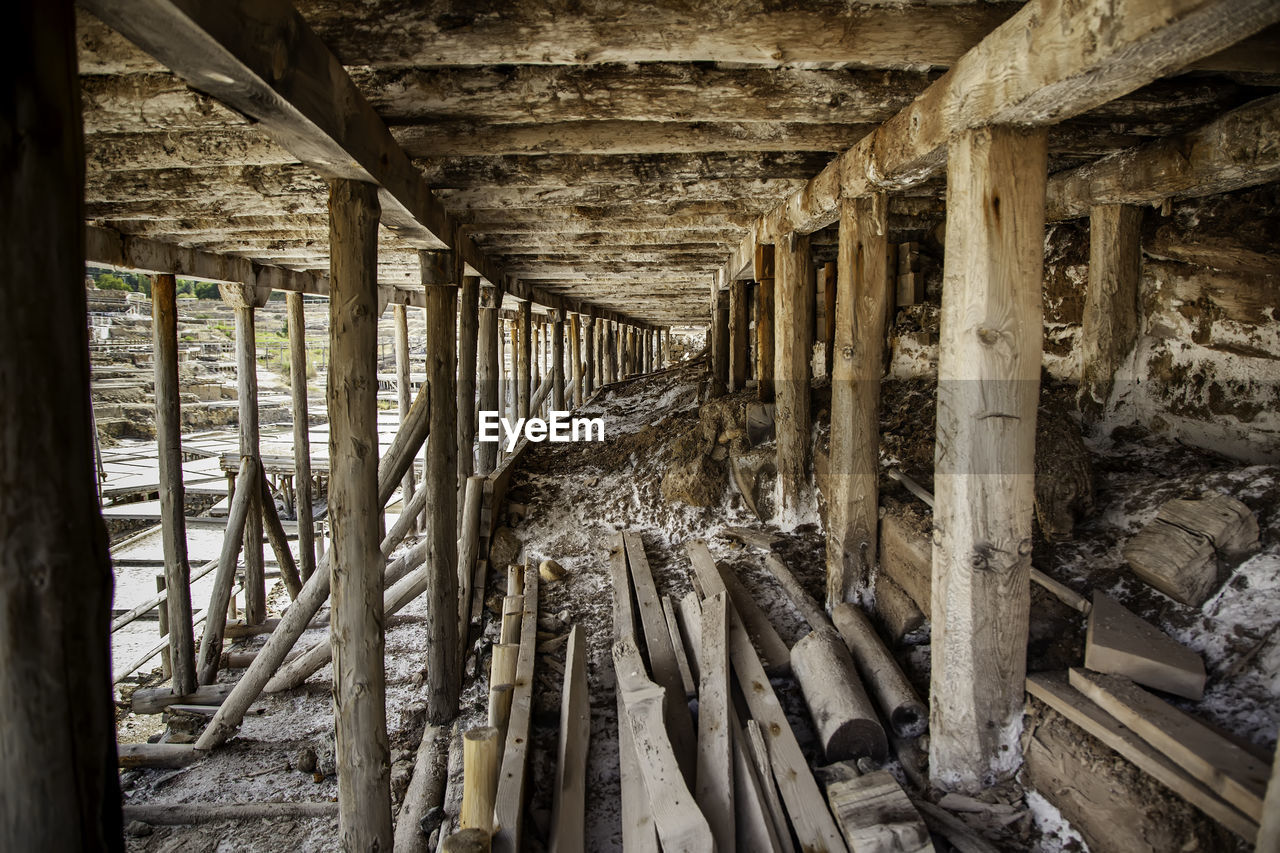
xmin=662 ymin=595 xmax=697 ymax=700
xmin=745 ymin=720 xmax=796 ymax=851
xmin=1068 ymin=668 xmax=1269 ymax=822
xmin=622 ymin=530 xmax=698 ymax=784
xmin=1084 ymin=592 xmax=1206 ymax=700
xmin=493 ymin=565 xmax=539 ymax=853
xmin=1027 ymin=672 xmax=1258 ymax=842
xmin=929 ymin=126 xmax=1044 ymax=791
xmin=823 ymin=768 xmax=935 ymax=853
xmin=327 ymin=178 xmax=392 ymax=850
xmin=550 ymin=625 xmax=589 ymax=853
xmin=687 ymin=542 xmax=790 ymax=674
xmin=613 ymin=637 xmax=715 ymax=853
xmin=826 ymin=194 xmax=889 ymax=606
xmin=694 ymin=546 xmax=848 ymax=851
xmin=696 ymin=593 xmax=734 ymax=853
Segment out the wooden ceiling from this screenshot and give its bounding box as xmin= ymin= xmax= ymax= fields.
xmin=77 ymin=2 xmax=1280 ymax=325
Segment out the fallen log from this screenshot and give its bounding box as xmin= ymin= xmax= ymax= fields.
xmin=831 ymin=603 xmax=928 ymax=738
xmin=118 ymin=742 xmax=201 ymax=769
xmin=122 ymin=801 xmax=338 ymax=825
xmin=790 ymin=626 xmax=888 ymax=762
xmin=259 ymin=468 xmax=302 ymax=599
xmin=392 ymin=723 xmax=450 ymax=852
xmin=131 ymin=683 xmax=234 ymax=715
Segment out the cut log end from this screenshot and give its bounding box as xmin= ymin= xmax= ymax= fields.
xmin=827 ymin=719 xmax=891 ymax=765
xmin=891 ymin=703 xmax=930 ymax=740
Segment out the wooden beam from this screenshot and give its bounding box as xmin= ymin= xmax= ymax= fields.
xmin=728 ymin=280 xmax=750 ymax=392
xmin=775 ymin=233 xmax=812 ymax=515
xmin=1047 ymin=94 xmax=1280 ymax=221
xmin=286 ymin=292 xmax=316 ymax=581
xmin=423 ymin=252 xmax=460 ymax=723
xmin=826 ymin=195 xmax=888 ymax=606
xmin=552 ymin=308 xmax=566 ymax=411
xmin=327 ymin=179 xmax=392 ymax=848
xmin=1078 ymin=204 xmax=1143 ymax=416
xmin=229 ymin=299 xmax=265 ymax=624
xmin=81 ymin=0 xmax=651 ymax=328
xmin=929 ymin=126 xmax=1045 ymax=792
xmin=721 ymin=0 xmax=1280 ymax=275
xmin=754 ymin=245 xmax=776 ymax=401
xmin=2 ymin=4 xmax=122 ymax=845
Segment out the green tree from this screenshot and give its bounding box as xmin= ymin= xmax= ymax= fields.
xmin=194 ymin=281 xmax=222 ymax=299
xmin=96 ymin=273 xmax=130 ymax=291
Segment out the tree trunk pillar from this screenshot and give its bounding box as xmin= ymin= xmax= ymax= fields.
xmin=477 ymin=288 xmax=500 ymax=475
xmin=393 ymin=303 xmax=416 ymax=518
xmin=457 ymin=274 xmax=480 ymax=517
xmin=517 ymin=302 xmax=532 ymax=420
xmin=287 ymin=292 xmax=315 ymax=581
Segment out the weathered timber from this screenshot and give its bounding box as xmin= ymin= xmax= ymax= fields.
xmin=552 ymin=308 xmax=566 ymax=411
xmin=662 ymin=595 xmax=697 ymax=700
xmin=1079 ymin=204 xmax=1143 ymax=415
xmin=259 ymin=470 xmax=302 ymax=599
xmin=1084 ymin=592 xmax=1206 ymax=700
xmin=394 ymin=303 xmax=416 ymax=517
xmin=477 ymin=289 xmax=500 ymax=475
xmin=517 ymin=301 xmax=532 ymax=420
xmin=613 ymin=637 xmax=715 ymax=853
xmin=569 ymin=313 xmax=583 ymax=408
xmin=327 ymin=179 xmax=392 ymax=849
xmin=826 ymin=194 xmax=889 ymax=606
xmin=687 ymin=546 xmax=790 ymax=675
xmin=151 ymin=272 xmax=197 ymax=694
xmin=196 ymin=454 xmax=257 ymax=684
xmin=458 ymin=275 xmax=480 ymax=519
xmin=117 ymin=743 xmax=201 ymax=770
xmin=121 ymin=802 xmax=338 ymax=826
xmin=493 ymin=566 xmax=538 ymax=853
xmin=696 ymin=593 xmax=735 ymax=853
xmin=775 ymin=232 xmax=812 ymax=514
xmin=759 ymin=552 xmax=828 ymax=632
xmin=286 ymin=292 xmax=316 ymax=581
xmin=460 ymin=727 xmax=501 ymax=834
xmin=1069 ymin=669 xmax=1269 ymax=822
xmin=549 ymin=625 xmax=589 ymax=853
xmin=791 ymin=627 xmax=888 ymax=763
xmin=821 ymin=766 xmax=935 ymax=853
xmin=929 ymin=126 xmax=1044 ymax=792
xmin=228 ymin=300 xmax=267 ymax=626
xmin=831 ymin=604 xmax=928 ymax=739
xmin=729 ymin=279 xmax=751 ymax=392
xmin=131 ymin=683 xmax=234 ymax=715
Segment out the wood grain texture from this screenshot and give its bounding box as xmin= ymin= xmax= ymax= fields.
xmin=929 ymin=126 xmax=1044 ymax=792
xmin=0 ymin=7 xmax=122 ymax=844
xmin=825 ymin=194 xmax=889 ymax=606
xmin=696 ymin=593 xmax=734 ymax=853
xmin=1079 ymin=204 xmax=1143 ymax=416
xmin=729 ymin=280 xmax=751 ymax=391
xmin=550 ymin=625 xmax=589 ymax=853
xmin=327 ymin=178 xmax=392 ymax=850
xmin=286 ymin=292 xmax=316 ymax=581
xmin=774 ymin=233 xmax=812 ymax=515
xmin=196 ymin=455 xmax=256 ymax=684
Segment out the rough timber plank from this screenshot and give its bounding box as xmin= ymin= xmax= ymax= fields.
xmin=622 ymin=531 xmax=698 ymax=784
xmin=493 ymin=565 xmax=539 ymax=853
xmin=686 ymin=543 xmax=790 ymax=674
xmin=1026 ymin=672 xmax=1258 ymax=842
xmin=613 ymin=637 xmax=715 ymax=853
xmin=1069 ymin=669 xmax=1269 ymax=823
xmin=722 ymin=0 xmax=1280 ymax=274
xmin=80 ymin=0 xmax=649 ymax=327
xmin=1084 ymin=592 xmax=1206 ymax=700
xmin=696 ymin=593 xmax=734 ymax=853
xmin=550 ymin=625 xmax=589 ymax=853
xmin=822 ymin=768 xmax=935 ymax=853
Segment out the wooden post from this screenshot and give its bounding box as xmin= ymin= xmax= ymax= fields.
xmin=826 ymin=195 xmax=889 ymax=607
xmin=569 ymin=313 xmax=583 ymax=408
xmin=423 ymin=250 xmax=461 ymax=723
xmin=517 ymin=301 xmax=532 ymax=420
xmin=1079 ymin=204 xmax=1143 ymax=418
xmin=286 ymin=292 xmax=316 ymax=581
xmin=531 ymin=318 xmax=542 ymax=399
xmin=460 ymin=726 xmax=501 ymax=834
xmin=328 ymin=178 xmax=392 ymax=847
xmin=729 ymin=280 xmax=750 ymax=391
xmin=507 ymin=318 xmax=519 ymax=422
xmin=151 ymin=273 xmax=197 ymax=694
xmin=394 ymin=303 xmax=416 ymax=517
xmin=552 ymin=308 xmax=566 ymax=410
xmin=458 ymin=274 xmax=480 ymax=515
xmin=713 ymin=287 xmax=730 ymax=389
xmin=496 ymin=311 xmax=507 ymax=426
xmin=822 ymin=261 xmax=837 ymax=377
xmin=775 ymin=232 xmax=812 ymax=516
xmin=232 ymin=300 xmax=266 ymax=625
xmin=583 ymin=316 xmax=595 ymax=398
xmin=477 ymin=288 xmax=500 ymax=476
xmin=156 ymin=575 xmax=171 ymax=679
xmin=754 ymin=245 xmax=776 ymax=401
xmin=930 ymin=126 xmax=1046 ymax=792
xmin=604 ymin=322 xmax=616 ymax=384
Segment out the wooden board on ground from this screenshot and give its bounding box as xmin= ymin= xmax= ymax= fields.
xmin=493 ymin=564 xmax=539 ymax=853
xmin=1084 ymin=591 xmax=1206 ymax=700
xmin=1122 ymin=517 xmax=1218 ymax=606
xmin=685 ymin=540 xmax=791 ymax=674
xmin=1026 ymin=671 xmax=1258 ymax=842
xmin=821 ymin=765 xmax=935 ymax=853
xmin=623 ymin=530 xmax=698 ymax=783
xmin=695 ymin=593 xmax=734 ymax=853
xmin=550 ymin=625 xmax=589 ymax=853
xmin=1068 ymin=668 xmax=1268 ymax=823
xmin=663 ymin=594 xmax=697 ymax=699
xmin=613 ymin=636 xmax=714 ymax=853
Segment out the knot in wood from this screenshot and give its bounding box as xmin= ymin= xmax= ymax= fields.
xmin=977 ymin=327 xmax=1001 ymax=346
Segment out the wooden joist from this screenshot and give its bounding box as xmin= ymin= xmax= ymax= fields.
xmin=1027 ymin=672 xmax=1258 ymax=842
xmin=1068 ymin=668 xmax=1269 ymax=823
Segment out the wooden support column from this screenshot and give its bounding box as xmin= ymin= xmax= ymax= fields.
xmin=394 ymin=303 xmax=416 ymax=516
xmin=754 ymin=245 xmax=776 ymax=401
xmin=826 ymin=195 xmax=889 ymax=608
xmin=552 ymin=308 xmax=566 ymax=410
xmin=605 ymin=322 xmax=617 ymax=384
xmin=286 ymin=292 xmax=316 ymax=581
xmin=458 ymin=274 xmax=480 ymax=514
xmin=822 ymin=261 xmax=837 ymax=377
xmin=569 ymin=313 xmax=583 ymax=407
xmin=1 ymin=6 xmax=122 ymax=845
xmin=712 ymin=287 xmax=730 ymax=389
xmin=218 ymin=281 xmax=270 ymax=627
xmin=152 ymin=273 xmax=196 ymax=694
xmin=422 ymin=250 xmax=461 ymax=723
xmin=729 ymin=279 xmax=750 ymax=391
xmin=531 ymin=318 xmax=542 ymax=397
xmin=477 ymin=288 xmax=500 ymax=475
xmin=507 ymin=318 xmax=519 ymax=422
xmin=517 ymin=302 xmax=532 ymax=420
xmin=328 ymin=178 xmax=392 ymax=847
xmin=582 ymin=315 xmax=595 ymax=399
xmin=1078 ymin=204 xmax=1143 ymax=418
xmin=930 ymin=126 xmax=1046 ymax=792
xmin=775 ymin=233 xmax=812 ymax=515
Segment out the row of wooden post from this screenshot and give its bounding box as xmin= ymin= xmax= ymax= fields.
xmin=706 ymin=127 xmax=1056 ymax=791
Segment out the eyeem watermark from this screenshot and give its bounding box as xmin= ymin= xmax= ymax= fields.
xmin=479 ymin=410 xmax=605 ymax=452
